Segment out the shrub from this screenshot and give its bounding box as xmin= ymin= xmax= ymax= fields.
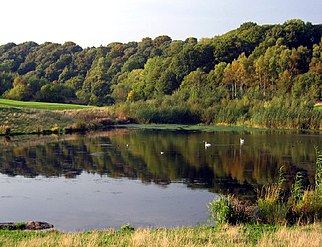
xmin=208 ymin=196 xmax=233 ymax=225
xmin=0 ymin=125 xmax=11 ymax=135
xmin=315 ymin=148 xmax=322 ymax=194
xmin=290 ymin=172 xmax=305 ymax=202
xmin=287 ymin=150 xmax=322 ymax=224
xmin=209 ymin=150 xmax=322 ymax=226
xmin=119 ymin=224 xmax=135 ymax=232
xmin=130 ymin=102 xmax=199 ymax=124
xmin=208 ymin=195 xmax=258 ymax=225
xmin=253 ymin=168 xmax=289 ymax=225
xmin=229 ymin=196 xmax=257 ymax=224
xmin=288 ymin=190 xmax=322 ymax=224
xmin=257 ymin=198 xmax=288 ymax=225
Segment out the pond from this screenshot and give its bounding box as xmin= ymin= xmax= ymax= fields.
xmin=0 ymin=126 xmax=321 ymax=231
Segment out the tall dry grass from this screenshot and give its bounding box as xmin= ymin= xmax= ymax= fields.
xmin=258 ymin=224 xmax=322 ymax=247
xmin=1 ymin=225 xmax=321 ymax=247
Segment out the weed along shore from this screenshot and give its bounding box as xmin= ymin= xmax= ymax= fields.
xmin=1 ymin=99 xmax=322 ymax=136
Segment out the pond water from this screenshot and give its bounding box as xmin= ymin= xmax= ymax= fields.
xmin=0 ymin=126 xmax=321 ymax=231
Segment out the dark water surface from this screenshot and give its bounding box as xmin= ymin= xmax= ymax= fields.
xmin=0 ymin=127 xmax=321 ymax=231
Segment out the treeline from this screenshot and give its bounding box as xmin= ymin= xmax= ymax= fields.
xmin=0 ymin=19 xmax=321 ymax=128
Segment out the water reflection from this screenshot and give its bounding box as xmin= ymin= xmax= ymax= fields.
xmin=0 ymin=128 xmax=321 ymax=198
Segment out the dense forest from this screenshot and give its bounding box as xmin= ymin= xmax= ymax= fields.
xmin=0 ymin=19 xmax=322 ymax=129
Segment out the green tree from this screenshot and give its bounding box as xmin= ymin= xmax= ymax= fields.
xmin=35 ymin=83 xmax=75 ymax=103
xmin=0 ymin=72 xmax=15 ymax=95
xmin=309 ymin=39 xmax=322 ymax=73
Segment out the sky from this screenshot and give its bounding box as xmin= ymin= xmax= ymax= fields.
xmin=1 ymin=0 xmax=321 ymax=48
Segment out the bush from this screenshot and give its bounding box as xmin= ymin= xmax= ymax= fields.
xmin=119 ymin=224 xmax=135 ymax=232
xmin=130 ymin=101 xmax=199 ymax=124
xmin=288 ymin=190 xmax=322 ymax=224
xmin=0 ymin=125 xmax=11 ymax=135
xmin=208 ymin=195 xmax=257 ymax=226
xmin=229 ymin=196 xmax=257 ymax=224
xmin=208 ymin=196 xmax=233 ymax=225
xmin=257 ymin=198 xmax=288 ymax=225
xmin=315 ymin=148 xmax=322 ymax=194
xmin=209 ymin=152 xmax=322 ymax=226
xmin=287 ymin=150 xmax=322 ymax=224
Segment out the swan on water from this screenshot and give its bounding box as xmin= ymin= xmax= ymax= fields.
xmin=204 ymin=141 xmax=211 ymax=148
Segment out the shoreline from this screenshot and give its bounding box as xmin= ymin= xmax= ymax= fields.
xmin=1 ymin=122 xmax=322 ymax=138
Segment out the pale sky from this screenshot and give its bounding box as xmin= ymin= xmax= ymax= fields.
xmin=1 ymin=0 xmax=321 ymax=48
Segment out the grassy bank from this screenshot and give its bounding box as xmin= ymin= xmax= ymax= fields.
xmin=0 ymin=107 xmax=114 ymax=134
xmin=1 ymin=98 xmax=322 ymax=135
xmin=0 ymin=224 xmax=321 ymax=247
xmin=0 ymin=99 xmax=130 ymax=134
xmin=0 ymin=99 xmax=93 ymax=110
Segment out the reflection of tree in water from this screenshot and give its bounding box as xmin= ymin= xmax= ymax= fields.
xmin=0 ymin=129 xmax=320 ymax=197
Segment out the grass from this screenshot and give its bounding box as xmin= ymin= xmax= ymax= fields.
xmin=0 ymin=224 xmax=321 ymax=247
xmin=0 ymin=98 xmax=94 ymax=110
xmin=0 ymin=98 xmax=321 ymax=135
xmin=0 ymin=107 xmax=119 ymax=135
xmin=0 ymin=99 xmax=130 ymax=134
xmin=206 ymin=151 xmax=322 ymax=230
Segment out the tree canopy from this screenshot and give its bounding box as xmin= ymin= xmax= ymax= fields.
xmin=0 ymin=19 xmax=321 ymax=128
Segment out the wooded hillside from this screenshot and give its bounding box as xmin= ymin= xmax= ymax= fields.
xmin=0 ymin=19 xmax=321 ymax=128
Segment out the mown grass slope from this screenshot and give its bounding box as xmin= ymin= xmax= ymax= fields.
xmin=0 ymin=99 xmax=93 ymax=110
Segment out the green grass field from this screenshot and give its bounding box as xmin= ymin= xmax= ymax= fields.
xmin=0 ymin=98 xmax=94 ymax=110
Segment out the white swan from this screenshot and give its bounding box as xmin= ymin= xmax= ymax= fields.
xmin=240 ymin=138 xmax=245 ymax=145
xmin=204 ymin=141 xmax=212 ymax=148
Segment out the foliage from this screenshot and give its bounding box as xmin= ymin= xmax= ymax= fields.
xmin=0 ymin=20 xmax=321 ymax=128
xmin=290 ymin=172 xmax=305 ymax=202
xmin=257 ymin=198 xmax=289 ymax=225
xmin=285 ymin=149 xmax=322 ymax=224
xmin=207 ymin=195 xmax=258 ymax=225
xmin=315 ymin=148 xmax=322 ymax=194
xmin=209 ymin=152 xmax=322 ymax=226
xmin=208 ymin=196 xmax=233 ymax=225
xmin=119 ymin=224 xmax=135 ymax=232
xmin=288 ymin=190 xmax=322 ymax=224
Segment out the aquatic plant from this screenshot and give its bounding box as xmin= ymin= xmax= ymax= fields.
xmin=209 ymin=150 xmax=322 ymax=225
xmin=208 ymin=196 xmax=233 ymax=225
